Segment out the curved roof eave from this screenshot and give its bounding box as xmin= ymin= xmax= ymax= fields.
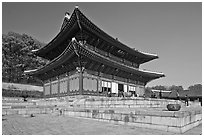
xmin=33 ymin=8 xmax=79 ymax=58
xmin=26 ymin=39 xmax=76 ymax=75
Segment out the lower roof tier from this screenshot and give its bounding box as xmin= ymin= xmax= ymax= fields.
xmin=25 ymin=38 xmax=164 ymax=84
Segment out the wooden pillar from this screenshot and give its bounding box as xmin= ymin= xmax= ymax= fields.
xmin=98 ymin=72 xmax=101 ymax=96
xmin=43 ymin=81 xmax=45 ymax=98
xmin=58 ymin=76 xmax=60 ymax=97
xmin=127 ymin=79 xmax=129 ymax=93
xmin=79 ymin=71 xmax=83 ymax=95
xmin=49 ymin=78 xmax=52 ymax=97
xmin=67 ymin=72 xmax=70 ymax=96
xmin=97 ymin=76 xmax=99 ymax=96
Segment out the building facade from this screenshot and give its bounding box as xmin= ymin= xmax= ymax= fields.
xmin=25 ymin=7 xmax=165 ymax=98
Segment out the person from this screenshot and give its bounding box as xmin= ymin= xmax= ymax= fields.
xmin=121 ymin=91 xmax=124 ymax=98
xmin=118 ymin=90 xmax=120 ymax=97
xmin=108 ymin=91 xmax=111 ymax=97
xmin=185 ymin=95 xmax=189 ymax=106
xmin=59 ymin=109 xmax=64 ymax=116
xmin=199 ymin=98 xmax=202 ymax=106
xmin=159 ymin=91 xmax=162 ymax=99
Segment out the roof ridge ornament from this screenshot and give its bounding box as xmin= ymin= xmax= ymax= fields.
xmin=65 ymin=12 xmax=71 ymax=20
xmin=75 ymin=5 xmax=79 ymax=9
xmin=72 ymin=37 xmax=76 ymax=42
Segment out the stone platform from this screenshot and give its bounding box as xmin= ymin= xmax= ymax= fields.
xmin=62 ymin=106 xmax=202 ymax=134
xmin=2 ymin=97 xmax=202 ymax=134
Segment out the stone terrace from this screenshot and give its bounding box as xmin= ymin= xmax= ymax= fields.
xmin=2 ymin=96 xmax=202 ymax=134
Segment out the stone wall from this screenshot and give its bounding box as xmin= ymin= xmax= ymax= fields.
xmin=83 ymin=98 xmax=180 ymax=108
xmin=63 ymin=108 xmax=202 ymax=134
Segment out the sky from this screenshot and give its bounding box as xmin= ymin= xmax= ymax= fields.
xmin=2 ymin=2 xmax=202 ymax=89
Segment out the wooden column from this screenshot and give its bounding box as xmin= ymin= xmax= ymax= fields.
xmin=67 ymin=72 xmax=70 ymax=96
xmin=79 ymin=71 xmax=83 ymax=95
xmin=110 ymin=80 xmax=112 ymax=96
xmin=98 ymin=72 xmax=100 ymax=96
xmin=127 ymin=79 xmax=129 ymax=93
xmin=49 ymin=79 xmax=52 ymax=97
xmin=58 ymin=76 xmax=60 ymax=97
xmin=97 ymin=76 xmax=99 ymax=96
xmin=43 ymin=81 xmax=45 ymax=98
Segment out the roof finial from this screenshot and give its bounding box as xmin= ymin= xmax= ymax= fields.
xmin=65 ymin=12 xmax=71 ymax=19
xmin=72 ymin=37 xmax=76 ymax=42
xmin=75 ymin=5 xmax=79 ymax=9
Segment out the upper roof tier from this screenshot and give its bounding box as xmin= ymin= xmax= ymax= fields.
xmin=33 ymin=6 xmax=158 ymax=64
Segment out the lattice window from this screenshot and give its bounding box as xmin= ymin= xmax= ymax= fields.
xmin=83 ymin=77 xmax=97 ymax=92
xmin=60 ymin=78 xmax=67 ymax=93
xmin=69 ymin=77 xmax=79 ymax=92
xmin=51 ymin=80 xmax=58 ymax=94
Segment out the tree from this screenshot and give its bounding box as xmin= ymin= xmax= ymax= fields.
xmin=145 ymin=87 xmax=153 ymax=97
xmin=2 ymin=32 xmax=48 ymax=85
xmin=188 ymin=84 xmax=202 ymax=92
xmin=169 ymin=85 xmax=183 ymax=92
xmin=151 ymin=85 xmax=167 ymax=90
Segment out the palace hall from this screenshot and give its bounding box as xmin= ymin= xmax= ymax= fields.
xmin=25 ymin=6 xmax=165 ymax=97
